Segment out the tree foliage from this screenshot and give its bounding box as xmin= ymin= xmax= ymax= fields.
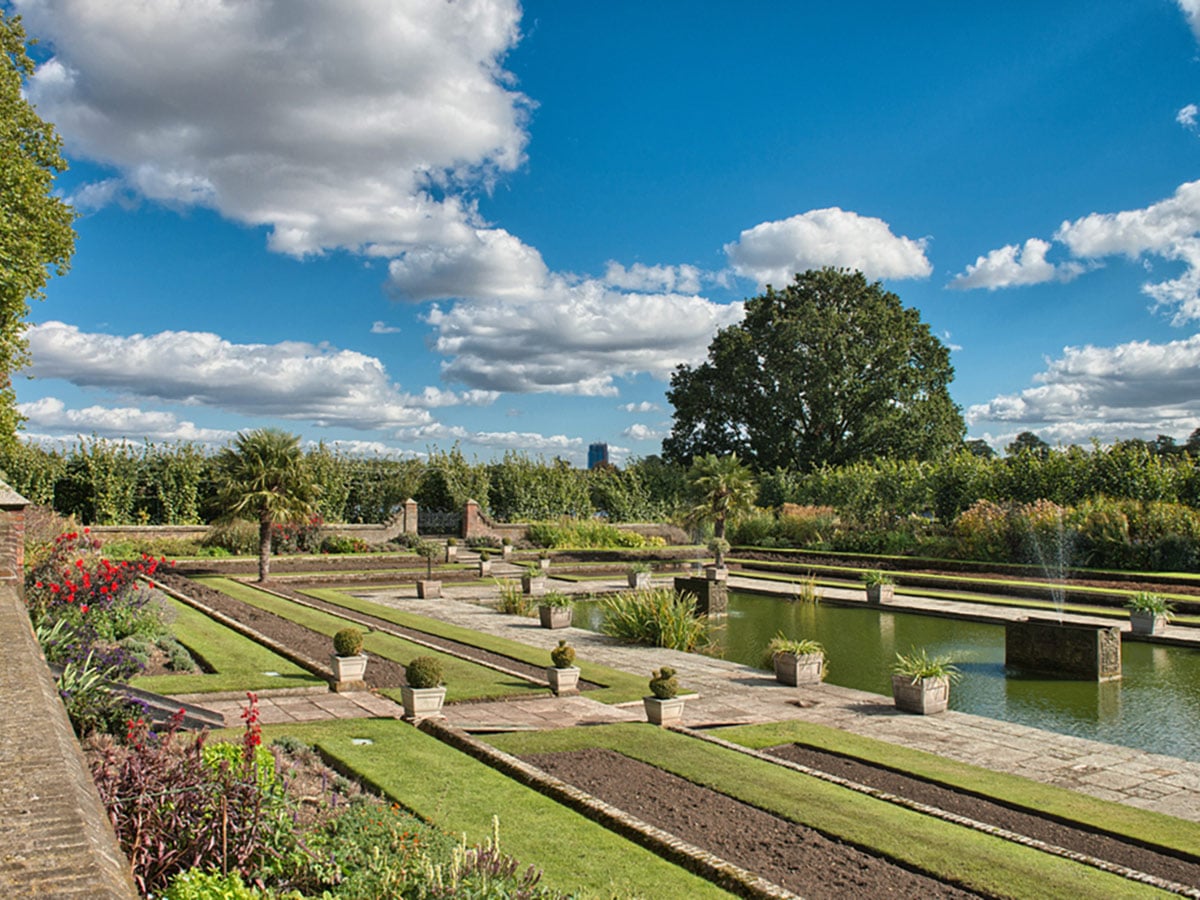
xmin=212 ymin=429 xmax=319 ymax=581
xmin=663 ymin=268 xmax=964 ymax=470
xmin=1 ymin=13 xmax=75 ymax=447
xmin=685 ymin=453 xmax=757 ymax=566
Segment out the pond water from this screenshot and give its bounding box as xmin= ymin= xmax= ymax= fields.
xmin=573 ymin=593 xmax=1200 ymax=762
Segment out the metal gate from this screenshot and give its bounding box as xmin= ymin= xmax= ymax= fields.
xmin=418 ymin=508 xmax=462 ymax=536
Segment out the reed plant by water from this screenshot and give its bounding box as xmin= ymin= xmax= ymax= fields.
xmin=599 ymin=587 xmax=708 ymax=651
xmin=496 ymin=579 xmax=537 ymax=617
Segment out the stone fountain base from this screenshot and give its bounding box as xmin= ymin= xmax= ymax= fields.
xmin=1005 ymin=618 xmax=1122 ymax=682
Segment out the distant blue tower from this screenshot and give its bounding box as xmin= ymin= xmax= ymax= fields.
xmin=587 ymin=442 xmax=609 ymax=469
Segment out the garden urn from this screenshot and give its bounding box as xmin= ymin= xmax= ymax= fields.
xmin=773 ymin=651 xmax=824 ymax=686
xmin=331 ymin=652 xmax=368 ymax=685
xmin=1129 ymin=610 xmax=1167 ymax=636
xmin=401 ymin=685 xmax=447 ymax=722
xmin=866 ymin=584 xmax=894 ymax=604
xmin=643 ymin=696 xmax=686 ymax=726
xmin=416 ymin=579 xmax=442 ymax=599
xmin=546 ymin=665 xmax=581 ymax=696
xmin=628 ymin=570 xmax=651 ymax=589
xmin=539 ymin=604 xmax=572 ymax=629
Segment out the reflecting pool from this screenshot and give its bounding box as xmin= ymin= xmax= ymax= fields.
xmin=573 ymin=593 xmax=1200 ymax=762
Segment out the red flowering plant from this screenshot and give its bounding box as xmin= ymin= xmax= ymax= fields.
xmin=270 ymin=514 xmax=324 ymax=555
xmin=26 ymin=529 xmax=176 ymax=686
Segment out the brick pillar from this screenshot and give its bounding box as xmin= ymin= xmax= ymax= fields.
xmin=0 ymin=482 xmax=28 ymax=581
xmin=403 ymin=498 xmax=418 ymax=534
xmin=463 ymin=499 xmax=484 ymax=540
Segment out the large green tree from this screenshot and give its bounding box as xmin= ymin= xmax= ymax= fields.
xmin=1 ymin=13 xmax=75 ymax=447
xmin=663 ymin=268 xmax=964 ymax=470
xmin=213 ymin=429 xmax=319 ymax=581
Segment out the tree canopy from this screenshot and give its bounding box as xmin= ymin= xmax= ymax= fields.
xmin=685 ymin=453 xmax=757 ymax=567
xmin=1 ymin=13 xmax=75 ymax=447
xmin=213 ymin=428 xmax=319 ymax=581
xmin=663 ymin=268 xmax=964 ymax=471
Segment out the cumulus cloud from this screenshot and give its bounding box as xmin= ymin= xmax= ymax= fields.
xmin=724 ymin=207 xmax=932 ymax=287
xmin=622 ymin=423 xmax=664 ymax=441
xmin=19 ymin=397 xmax=235 ymax=444
xmin=603 ymin=262 xmax=704 ymax=294
xmin=621 ymin=401 xmax=660 ymax=413
xmin=1178 ymin=0 xmax=1200 ymax=42
xmin=370 ymin=321 xmax=402 ymax=335
xmin=25 ymin=321 xmax=491 ymax=430
xmin=18 ymin=0 xmax=530 ymax=258
xmin=966 ymin=334 xmax=1200 ymax=442
xmin=949 ymin=238 xmax=1084 ymax=290
xmin=425 ymin=279 xmax=743 ymax=395
xmin=386 ymin=228 xmax=549 ymax=302
xmin=1178 ymin=103 xmax=1199 ymax=131
xmin=393 ymin=422 xmax=581 ymax=454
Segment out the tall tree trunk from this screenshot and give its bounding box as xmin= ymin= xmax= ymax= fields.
xmin=258 ymin=513 xmax=272 ymax=582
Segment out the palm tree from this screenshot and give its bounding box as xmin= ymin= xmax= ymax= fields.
xmin=213 ymin=428 xmax=319 ymax=582
xmin=685 ymin=453 xmax=757 ymax=569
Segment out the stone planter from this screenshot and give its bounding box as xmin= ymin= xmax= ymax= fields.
xmin=502 ymin=544 xmax=513 ymax=559
xmin=891 ymin=674 xmax=950 ymax=715
xmin=444 ymin=545 xmax=458 ymax=563
xmin=478 ymin=559 xmax=492 ymax=576
xmin=1129 ymin=610 xmax=1167 ymax=635
xmin=522 ymin=573 xmax=547 ymax=595
xmin=643 ymin=696 xmax=686 ymax=726
xmin=400 ymin=685 xmax=447 ymax=722
xmin=538 ymin=605 xmax=572 ymax=629
xmin=416 ymin=579 xmax=442 ymax=599
xmin=773 ymin=651 xmax=824 ymax=686
xmin=627 ymin=571 xmax=651 ymax=589
xmin=546 ymin=665 xmax=581 ymax=696
xmin=330 ymin=653 xmax=367 ymax=685
xmin=866 ymin=584 xmax=894 ymax=605
xmin=538 ymin=557 xmax=551 ymax=572
xmin=705 ymin=565 xmax=729 ymax=582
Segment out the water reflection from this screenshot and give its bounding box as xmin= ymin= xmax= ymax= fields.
xmin=572 ymin=592 xmax=1200 ymax=762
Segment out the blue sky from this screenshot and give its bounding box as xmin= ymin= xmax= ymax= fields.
xmin=10 ymin=0 xmax=1200 ymax=463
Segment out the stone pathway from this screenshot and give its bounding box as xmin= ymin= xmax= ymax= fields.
xmin=172 ymin=572 xmax=1200 ymax=823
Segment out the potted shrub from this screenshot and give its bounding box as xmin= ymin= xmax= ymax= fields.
xmin=444 ymin=538 xmax=458 ymax=563
xmin=1126 ymin=592 xmax=1174 ymax=635
xmin=891 ymin=648 xmax=960 ymax=715
xmin=644 ymin=666 xmax=685 ymax=725
xmin=478 ymin=549 xmax=492 ymax=576
xmin=538 ymin=549 xmax=551 ymax=572
xmin=764 ymin=633 xmax=825 ymax=686
xmin=863 ymin=569 xmax=894 ymax=604
xmin=502 ymin=536 xmax=513 ymax=559
xmin=401 ymin=655 xmax=446 ymax=721
xmin=331 ymin=627 xmax=367 ymax=685
xmin=415 ymin=540 xmax=441 ymax=598
xmin=538 ymin=591 xmax=572 ymax=629
xmin=627 ymin=561 xmax=652 ymax=589
xmin=521 ymin=563 xmax=547 ymax=596
xmin=547 ymin=639 xmax=581 ymax=695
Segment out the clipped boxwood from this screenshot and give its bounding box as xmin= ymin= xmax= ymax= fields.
xmin=405 ymin=656 xmax=444 ymax=689
xmin=333 ymin=627 xmax=364 ymax=657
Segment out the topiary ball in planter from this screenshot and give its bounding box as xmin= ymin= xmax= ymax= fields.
xmin=550 ymin=640 xmax=576 ymax=668
xmin=405 ymin=655 xmax=443 ymax=688
xmin=648 ymin=666 xmax=679 ymax=699
xmin=333 ymin=627 xmax=364 ymax=657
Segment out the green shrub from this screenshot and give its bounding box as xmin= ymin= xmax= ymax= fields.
xmin=550 ymin=640 xmax=575 ymax=668
xmin=163 ymin=869 xmax=266 ymax=900
xmin=202 ymin=520 xmax=258 ymax=555
xmin=648 ymin=666 xmax=679 ymax=699
xmin=527 ymin=518 xmax=647 ymax=549
xmin=405 ymin=656 xmax=443 ymax=689
xmin=496 ymin=580 xmax=536 ymax=616
xmin=600 ymin=587 xmax=708 ymax=651
xmin=333 ymin=627 xmax=364 ymax=656
xmin=320 ymin=534 xmax=371 ymax=554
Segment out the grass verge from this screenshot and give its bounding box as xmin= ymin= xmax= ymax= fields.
xmin=713 ymin=720 xmax=1200 ymax=858
xmin=135 ymin=596 xmax=322 ymax=694
xmin=193 ymin=577 xmax=544 ymax=703
xmin=486 ymin=724 xmax=1169 ymax=900
xmin=302 ymin=586 xmax=648 ymax=703
xmin=258 ymin=718 xmax=732 ymax=899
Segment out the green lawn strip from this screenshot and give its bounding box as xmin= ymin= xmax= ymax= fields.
xmin=194 ymin=578 xmax=540 ymax=703
xmin=301 ymin=587 xmax=647 ymax=703
xmin=734 ymin=568 xmax=1200 ymax=626
xmin=486 ymin=724 xmax=1164 ymax=900
xmin=257 ymin=718 xmax=732 ymax=900
xmin=711 ymin=720 xmax=1200 ymax=859
xmin=134 ymin=596 xmax=322 ymax=694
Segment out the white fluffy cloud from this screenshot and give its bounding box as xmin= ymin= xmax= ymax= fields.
xmin=1178 ymin=103 xmax=1199 ymax=131
xmin=621 ymin=401 xmax=660 ymax=413
xmin=967 ymin=334 xmax=1200 ymax=442
xmin=18 ymin=0 xmax=529 ymax=258
xmin=19 ymin=397 xmax=235 ymax=445
xmin=25 ymin=321 xmax=493 ymax=430
xmin=955 ymin=180 xmax=1200 ymax=323
xmin=603 ymin=262 xmax=704 ymax=294
xmin=1178 ymin=0 xmax=1200 ymax=42
xmin=386 ymin=228 xmax=550 ymax=302
xmin=949 ymin=238 xmax=1084 ymax=290
xmin=622 ymin=423 xmax=664 ymax=441
xmin=724 ymin=207 xmax=932 ymax=287
xmin=425 ymin=279 xmax=743 ymax=395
